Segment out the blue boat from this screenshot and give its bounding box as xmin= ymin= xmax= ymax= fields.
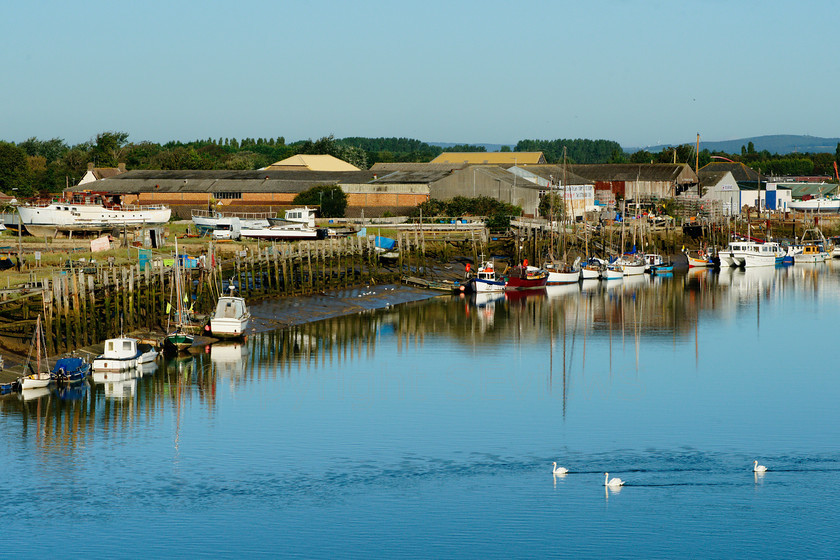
xmin=53 ymin=357 xmax=90 ymax=384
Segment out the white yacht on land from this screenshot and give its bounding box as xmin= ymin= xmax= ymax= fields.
xmin=742 ymin=242 xmax=784 ymax=267
xmin=209 ymin=287 xmax=251 ymax=339
xmin=18 ymin=195 xmax=170 ymax=238
xmin=92 ymin=337 xmax=159 ymax=379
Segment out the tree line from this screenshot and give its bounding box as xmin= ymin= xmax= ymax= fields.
xmin=2 ymin=132 xmax=839 ymax=198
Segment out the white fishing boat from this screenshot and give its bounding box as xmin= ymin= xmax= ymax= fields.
xmin=602 ymin=264 xmax=624 ymax=280
xmin=461 ymin=261 xmax=505 ymax=293
xmin=92 ymin=337 xmax=159 ymax=377
xmin=18 ymin=198 xmax=170 ymax=238
xmin=729 ymin=241 xmax=759 ymax=267
xmin=683 ymin=247 xmax=715 ymax=268
xmin=210 ymin=286 xmax=251 ymax=339
xmin=742 ymin=241 xmax=784 ymax=267
xmin=793 ymin=228 xmax=831 ymax=264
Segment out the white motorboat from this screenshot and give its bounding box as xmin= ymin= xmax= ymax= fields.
xmin=742 ymin=242 xmax=784 ymax=267
xmin=191 ymin=209 xmax=271 ymax=235
xmin=210 ymin=287 xmax=251 ymax=339
xmin=238 ymin=224 xmax=327 ymax=241
xmin=92 ymin=337 xmax=159 ymax=378
xmin=729 ymin=241 xmax=759 ymax=267
xmin=642 ymin=253 xmax=664 ymax=272
xmin=18 ymin=200 xmax=170 ymax=238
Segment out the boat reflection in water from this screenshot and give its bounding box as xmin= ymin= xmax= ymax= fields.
xmin=3 ymin=265 xmax=840 ymax=448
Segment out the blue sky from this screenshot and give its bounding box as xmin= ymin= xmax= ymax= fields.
xmin=2 ymin=0 xmax=837 ymax=150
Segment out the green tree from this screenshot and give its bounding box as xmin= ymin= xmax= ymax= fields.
xmin=0 ymin=142 xmax=32 ymax=196
xmin=443 ymin=144 xmax=486 ymax=152
xmin=538 ymin=192 xmax=564 ymax=221
xmin=92 ymin=131 xmax=130 ymax=167
xmin=292 ymin=184 xmax=347 ymax=218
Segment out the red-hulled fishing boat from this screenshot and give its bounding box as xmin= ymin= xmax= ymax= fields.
xmin=504 ymin=265 xmax=549 ymax=290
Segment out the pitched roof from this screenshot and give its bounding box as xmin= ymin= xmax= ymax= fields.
xmin=371 ymin=170 xmax=455 ymax=184
xmin=564 ymin=163 xmax=696 ymax=183
xmin=370 ymin=162 xmax=466 ymax=172
xmin=509 ymin=164 xmax=594 ymax=185
xmin=430 ymin=152 xmax=546 ymax=165
xmin=699 ymin=162 xmax=760 ymax=182
xmin=66 ymin=169 xmax=378 ymax=194
xmin=262 ymin=154 xmax=360 ymax=172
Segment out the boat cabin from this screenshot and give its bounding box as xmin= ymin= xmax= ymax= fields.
xmin=102 ymin=338 xmax=141 ymax=359
xmin=214 ymin=297 xmax=248 ymax=320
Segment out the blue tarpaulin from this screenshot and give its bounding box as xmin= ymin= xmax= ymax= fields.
xmin=53 ymin=357 xmax=84 ymax=374
xmin=375 ymin=236 xmax=397 ymax=250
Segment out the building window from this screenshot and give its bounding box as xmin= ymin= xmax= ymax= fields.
xmin=214 ymin=192 xmax=242 ymax=199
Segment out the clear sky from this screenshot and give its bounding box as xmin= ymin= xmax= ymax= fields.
xmin=2 ymin=0 xmax=837 ymax=150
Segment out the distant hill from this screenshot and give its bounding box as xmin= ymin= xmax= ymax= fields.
xmin=638 ymin=135 xmax=840 ymax=155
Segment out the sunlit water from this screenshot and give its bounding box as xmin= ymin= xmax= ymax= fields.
xmin=3 ymin=264 xmax=840 ymax=558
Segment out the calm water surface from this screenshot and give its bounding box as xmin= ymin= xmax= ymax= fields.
xmin=3 ymin=264 xmax=840 ymax=558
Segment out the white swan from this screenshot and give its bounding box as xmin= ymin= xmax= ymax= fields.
xmin=552 ymin=462 xmax=569 ymax=475
xmin=604 ymin=472 xmax=624 ymax=487
xmin=754 ymin=460 xmax=768 ymax=473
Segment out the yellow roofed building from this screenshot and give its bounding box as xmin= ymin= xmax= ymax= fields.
xmin=430 ymin=152 xmax=546 ymax=165
xmin=261 ymin=154 xmax=360 ymax=172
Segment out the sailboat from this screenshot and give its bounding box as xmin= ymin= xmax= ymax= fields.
xmin=163 ymin=236 xmax=195 ymax=354
xmin=19 ymin=315 xmax=52 ymax=390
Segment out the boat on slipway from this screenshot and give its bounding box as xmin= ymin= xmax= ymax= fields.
xmin=18 ymin=194 xmax=170 ymax=238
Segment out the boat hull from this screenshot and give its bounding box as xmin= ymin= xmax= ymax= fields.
xmin=163 ymin=333 xmax=194 ymax=354
xmin=18 ymin=205 xmax=171 ymax=238
xmin=546 ymin=270 xmax=580 ymax=284
xmin=210 ymin=317 xmax=251 ymax=339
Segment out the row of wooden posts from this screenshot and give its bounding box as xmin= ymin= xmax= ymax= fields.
xmin=3 ymin=233 xmax=438 ymax=357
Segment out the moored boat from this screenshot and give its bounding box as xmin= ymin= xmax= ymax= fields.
xmin=742 ymin=241 xmax=784 ymax=267
xmin=504 ymin=265 xmax=549 ymax=290
xmin=209 ymin=286 xmax=251 ymax=339
xmin=19 ymin=316 xmax=52 ymax=390
xmin=460 ymin=261 xmax=506 ymax=293
xmin=53 ymin=356 xmax=90 ymax=384
xmin=163 ymin=237 xmax=195 ymax=354
xmin=544 ymin=257 xmax=581 ymax=284
xmin=93 ymin=337 xmax=158 ymax=377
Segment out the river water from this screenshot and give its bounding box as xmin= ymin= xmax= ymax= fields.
xmin=2 ymin=265 xmax=840 ymax=558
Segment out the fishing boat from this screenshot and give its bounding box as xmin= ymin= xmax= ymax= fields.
xmin=53 ymin=356 xmax=90 ymax=384
xmin=460 ymin=260 xmax=506 ymax=293
xmin=19 ymin=315 xmax=52 ymax=390
xmin=793 ymin=227 xmax=831 ymax=264
xmin=209 ymin=285 xmax=251 ymax=339
xmin=504 ymin=264 xmax=549 ymax=290
xmin=742 ymin=241 xmax=785 ymax=267
xmin=93 ymin=337 xmax=158 ymax=375
xmin=683 ymin=247 xmax=715 ymax=268
xmin=163 ymin=237 xmax=195 ymax=354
